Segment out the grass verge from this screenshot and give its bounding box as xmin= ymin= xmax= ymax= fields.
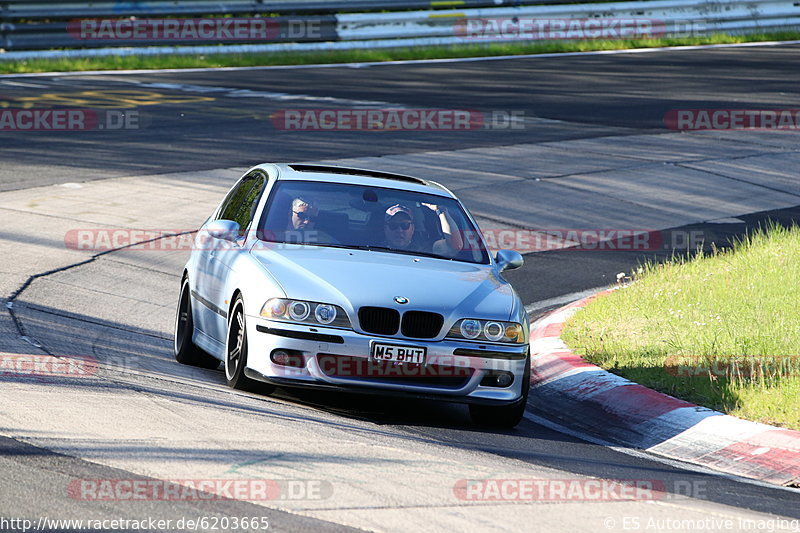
xmin=2 ymin=31 xmax=800 ymax=74
xmin=561 ymin=224 xmax=800 ymax=430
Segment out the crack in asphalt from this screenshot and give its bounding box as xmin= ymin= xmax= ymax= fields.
xmin=675 ymin=162 xmax=800 ymax=199
xmin=22 ymin=302 xmax=171 ymax=341
xmin=5 ymin=230 xmax=197 ymax=355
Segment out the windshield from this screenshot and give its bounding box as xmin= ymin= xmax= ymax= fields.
xmin=257 ymin=180 xmax=490 ymax=264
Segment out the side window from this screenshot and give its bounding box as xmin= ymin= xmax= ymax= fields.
xmin=216 ymin=172 xmax=267 ymax=237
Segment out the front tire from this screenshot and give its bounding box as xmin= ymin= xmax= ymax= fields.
xmin=225 ymin=295 xmax=275 ymax=394
xmin=469 ymin=357 xmax=530 ymax=428
xmin=174 ymin=277 xmax=220 ymax=369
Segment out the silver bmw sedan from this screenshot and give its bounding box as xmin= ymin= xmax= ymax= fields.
xmin=175 ymin=163 xmax=529 ymax=427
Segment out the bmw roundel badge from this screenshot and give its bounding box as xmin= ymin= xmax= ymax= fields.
xmin=394 ymin=296 xmax=409 ymax=304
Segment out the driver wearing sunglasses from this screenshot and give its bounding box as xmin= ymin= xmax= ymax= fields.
xmin=290 ymin=196 xmax=318 ymax=230
xmin=383 ymin=203 xmax=464 ymax=256
xmin=276 ymin=196 xmax=336 ymax=245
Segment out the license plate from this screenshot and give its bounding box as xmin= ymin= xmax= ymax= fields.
xmin=371 ymin=342 xmax=426 ymax=364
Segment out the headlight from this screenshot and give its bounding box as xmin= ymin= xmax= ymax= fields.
xmin=483 ymin=321 xmax=504 ymax=342
xmin=460 ymin=319 xmax=482 ymax=339
xmin=314 ymin=304 xmax=337 ymax=325
xmin=261 ymin=298 xmax=351 ymax=329
xmin=288 ymin=301 xmax=310 ymax=321
xmin=448 ymin=318 xmax=527 ymax=344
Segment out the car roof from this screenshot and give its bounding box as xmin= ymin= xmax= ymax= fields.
xmin=254 ymin=163 xmax=455 ymax=198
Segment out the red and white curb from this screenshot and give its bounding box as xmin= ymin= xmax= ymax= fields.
xmin=528 ymin=291 xmax=800 ymax=487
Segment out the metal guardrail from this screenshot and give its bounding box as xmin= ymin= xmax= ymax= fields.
xmin=0 ymin=1 xmax=528 ymax=19
xmin=0 ymin=0 xmax=798 ymax=58
xmin=0 ymin=0 xmax=534 ymax=51
xmin=336 ymin=0 xmax=800 ymax=40
xmin=2 ymin=17 xmax=340 ymax=51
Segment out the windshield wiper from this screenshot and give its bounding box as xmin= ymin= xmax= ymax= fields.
xmin=257 ymin=241 xmax=352 ymax=250
xmin=258 ymin=241 xmax=451 ymax=260
xmin=352 ymin=245 xmax=448 ymax=260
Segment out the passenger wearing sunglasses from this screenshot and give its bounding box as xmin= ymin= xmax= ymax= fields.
xmin=383 ymin=203 xmax=463 ymax=256
xmin=383 ymin=204 xmax=416 ymax=249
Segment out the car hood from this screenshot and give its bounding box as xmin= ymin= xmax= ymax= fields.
xmin=250 ymin=244 xmax=515 ymax=322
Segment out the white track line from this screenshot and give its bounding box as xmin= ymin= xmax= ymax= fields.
xmin=523 ymin=411 xmax=800 ymax=495
xmin=525 ymin=287 xmax=606 ymax=315
xmin=2 ymin=39 xmax=800 ymax=79
xmin=114 ymin=80 xmax=406 ymax=107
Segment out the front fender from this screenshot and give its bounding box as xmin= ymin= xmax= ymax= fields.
xmin=223 ymin=243 xmax=286 ymax=317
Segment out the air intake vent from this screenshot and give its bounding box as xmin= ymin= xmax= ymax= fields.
xmin=317 ymin=354 xmax=473 ymax=389
xmin=358 ymin=307 xmax=400 ymax=335
xmin=401 ymin=311 xmax=444 ymax=339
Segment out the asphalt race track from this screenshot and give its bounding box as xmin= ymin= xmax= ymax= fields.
xmin=1 ymin=43 xmax=799 ymax=532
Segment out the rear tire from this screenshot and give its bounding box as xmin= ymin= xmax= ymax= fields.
xmin=469 ymin=357 xmax=530 ymax=428
xmin=174 ymin=277 xmax=220 ymax=369
xmin=225 ymin=294 xmax=275 ymax=395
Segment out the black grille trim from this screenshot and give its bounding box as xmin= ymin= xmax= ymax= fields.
xmin=358 ymin=307 xmax=400 ymax=335
xmin=401 ymin=311 xmax=444 ymax=339
xmin=317 ymin=354 xmax=473 ymax=389
xmin=453 ymin=348 xmax=528 ymax=360
xmin=256 ymin=325 xmax=344 ymax=344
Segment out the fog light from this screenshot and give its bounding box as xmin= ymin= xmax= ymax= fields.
xmin=480 ymin=370 xmax=514 ymax=388
xmin=496 ymin=373 xmax=513 ymax=387
xmin=271 ymin=349 xmax=304 ymax=368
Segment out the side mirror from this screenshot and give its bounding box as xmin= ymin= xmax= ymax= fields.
xmin=495 ymin=249 xmax=523 ymax=272
xmin=205 ymin=219 xmax=241 ymax=242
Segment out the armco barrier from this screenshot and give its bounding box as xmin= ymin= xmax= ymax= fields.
xmin=2 ymin=17 xmax=340 ymax=51
xmin=336 ymin=0 xmax=800 ymax=41
xmin=0 ymin=0 xmax=531 ymax=19
xmin=1 ymin=0 xmax=799 ymax=58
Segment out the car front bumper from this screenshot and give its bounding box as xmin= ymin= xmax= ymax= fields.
xmin=244 ymin=316 xmax=529 ymax=405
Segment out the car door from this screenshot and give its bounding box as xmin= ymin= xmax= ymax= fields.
xmin=204 ymin=171 xmax=268 ymax=341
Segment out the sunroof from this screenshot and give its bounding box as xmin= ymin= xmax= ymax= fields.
xmin=288 ymin=164 xmax=427 ymax=185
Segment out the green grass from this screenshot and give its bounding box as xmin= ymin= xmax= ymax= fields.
xmin=561 ymin=224 xmax=800 ymax=430
xmin=2 ymin=31 xmax=800 ymax=74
